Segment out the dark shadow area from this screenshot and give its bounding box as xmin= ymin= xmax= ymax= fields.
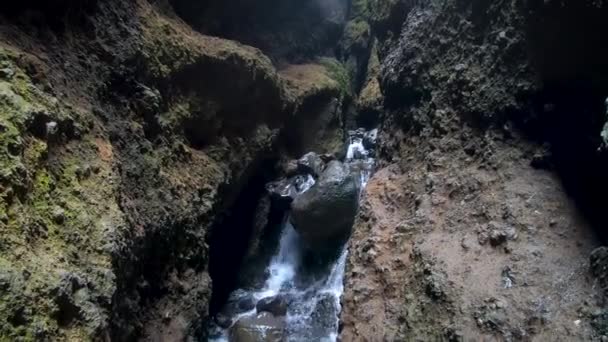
xmin=520 ymin=83 xmax=608 ymax=243
xmin=519 ymin=0 xmax=608 ymax=242
xmin=281 ymin=89 xmax=342 ymax=157
xmin=0 ymin=0 xmax=98 ymax=32
xmin=208 ymin=158 xmax=281 ymax=315
xmin=169 ymin=0 xmax=347 ymax=63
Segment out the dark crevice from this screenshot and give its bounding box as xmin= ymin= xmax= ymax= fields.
xmin=169 ymin=0 xmax=348 ymax=63
xmin=0 ymin=0 xmax=99 ymax=32
xmin=208 ymin=157 xmax=280 ymax=315
xmin=516 ymin=1 xmax=608 ymax=242
xmin=281 ymin=89 xmax=342 ymax=157
xmin=518 ymin=82 xmax=608 ymax=243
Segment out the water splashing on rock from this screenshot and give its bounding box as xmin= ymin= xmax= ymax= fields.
xmin=209 ymin=128 xmax=376 ymax=341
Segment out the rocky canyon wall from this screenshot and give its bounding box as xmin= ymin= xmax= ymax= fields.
xmin=341 ymin=0 xmax=608 ymax=340
xmin=0 ymin=0 xmax=360 ymax=340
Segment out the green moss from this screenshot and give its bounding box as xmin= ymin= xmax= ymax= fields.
xmin=139 ymin=10 xmax=278 ymax=86
xmin=369 ymin=0 xmax=393 ymax=19
xmin=352 ymin=0 xmax=371 ymax=19
xmin=341 ymin=19 xmax=371 ymax=53
xmin=318 ymin=57 xmax=352 ymax=98
xmin=0 ymin=47 xmax=117 ymax=340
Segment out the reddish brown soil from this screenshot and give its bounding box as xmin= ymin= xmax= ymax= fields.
xmin=341 ymin=128 xmax=604 ymax=341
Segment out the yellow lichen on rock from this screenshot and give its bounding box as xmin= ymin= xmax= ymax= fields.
xmin=0 ymin=36 xmax=121 ymax=342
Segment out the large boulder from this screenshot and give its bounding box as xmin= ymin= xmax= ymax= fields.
xmin=230 ymin=312 xmax=285 ymax=342
xmin=290 ymin=161 xmax=359 ymax=251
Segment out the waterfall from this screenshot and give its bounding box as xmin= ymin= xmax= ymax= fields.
xmin=209 ymin=129 xmax=376 ymax=342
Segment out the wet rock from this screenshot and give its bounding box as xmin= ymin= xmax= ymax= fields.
xmin=245 ymin=195 xmax=272 ymax=261
xmin=347 ymin=158 xmax=374 ymax=185
xmin=310 ymin=294 xmax=339 ymax=336
xmin=221 ymin=291 xmax=259 ymax=319
xmin=291 ymin=160 xmax=359 ymax=252
xmin=215 ymin=313 xmax=233 ymax=329
xmin=279 ymin=63 xmax=346 ymax=157
xmin=297 ymin=152 xmax=326 ymax=177
xmin=363 ymin=129 xmax=378 ymax=150
xmin=266 ymin=178 xmax=298 ymax=205
xmin=216 ymin=289 xmax=256 ymax=325
xmin=293 ymin=174 xmax=316 ymax=193
xmin=237 ymin=296 xmax=256 ymax=312
xmin=230 ymin=312 xmax=285 ymax=342
xmin=256 ymin=295 xmax=288 ymax=317
xmin=266 ymin=174 xmax=315 ymax=207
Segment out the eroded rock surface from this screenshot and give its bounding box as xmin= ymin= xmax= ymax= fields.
xmin=0 ymin=0 xmax=358 ymax=340
xmin=341 ymin=136 xmax=603 ymax=340
xmin=341 ymin=0 xmax=608 ymax=341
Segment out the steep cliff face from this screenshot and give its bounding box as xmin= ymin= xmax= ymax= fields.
xmin=0 ymin=0 xmax=358 ymax=340
xmin=341 ymin=0 xmax=608 ymax=340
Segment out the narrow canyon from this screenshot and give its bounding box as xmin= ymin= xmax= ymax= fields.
xmin=1 ymin=0 xmax=608 ymax=341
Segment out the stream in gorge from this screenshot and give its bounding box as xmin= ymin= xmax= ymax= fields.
xmin=208 ymin=129 xmax=376 ymax=341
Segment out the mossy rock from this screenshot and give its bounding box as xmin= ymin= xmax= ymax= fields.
xmin=318 ymin=58 xmax=353 ymax=99
xmin=280 ymin=61 xmax=345 ymax=102
xmin=352 ymin=0 xmax=372 ymax=20
xmin=341 ymin=19 xmax=372 ymax=54
xmin=355 ymin=38 xmax=384 ymax=127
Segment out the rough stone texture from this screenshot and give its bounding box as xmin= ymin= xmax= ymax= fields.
xmin=341 ymin=0 xmax=608 ymax=341
xmin=591 ymin=247 xmax=608 ymax=295
xmin=0 ymin=0 xmax=345 ymax=340
xmin=381 ymin=0 xmax=539 ymax=128
xmin=279 ymin=61 xmax=348 ymax=157
xmin=297 ymin=152 xmax=326 ymax=178
xmin=341 ymin=131 xmax=603 ymax=340
xmin=356 ymin=39 xmax=384 ymax=128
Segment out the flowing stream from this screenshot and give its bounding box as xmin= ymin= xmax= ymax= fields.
xmin=209 ymin=129 xmax=376 ymax=341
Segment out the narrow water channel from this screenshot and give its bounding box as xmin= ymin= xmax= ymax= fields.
xmin=209 ymin=129 xmax=376 ymax=341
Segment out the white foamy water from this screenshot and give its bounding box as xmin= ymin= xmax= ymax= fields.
xmin=346 ymin=138 xmax=367 ymax=160
xmin=209 ymin=129 xmax=376 ymax=342
xmin=255 ymin=223 xmax=301 ymax=300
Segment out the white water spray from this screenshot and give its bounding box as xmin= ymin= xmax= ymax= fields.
xmin=209 ymin=129 xmax=375 ymax=342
